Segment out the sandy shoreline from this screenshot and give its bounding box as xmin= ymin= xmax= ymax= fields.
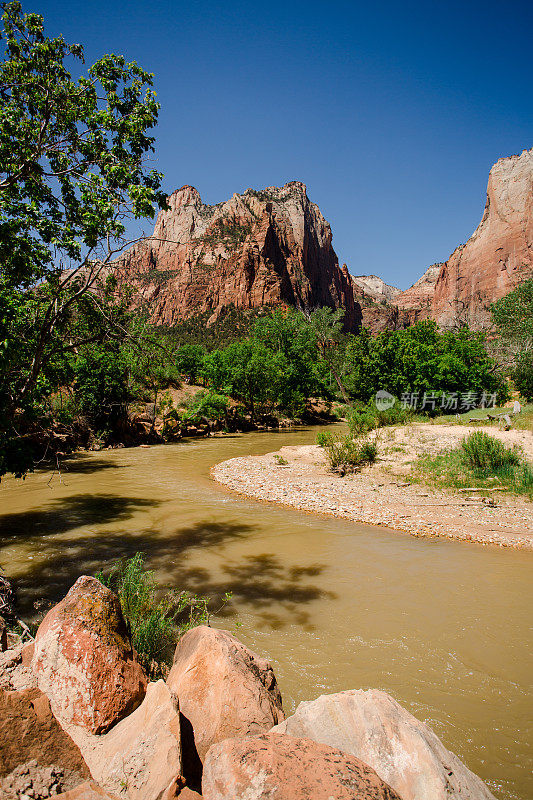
xmin=211 ymin=425 xmax=533 ymax=550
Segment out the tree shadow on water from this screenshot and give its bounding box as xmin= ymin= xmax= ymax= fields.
xmin=0 ymin=493 xmax=159 ymax=540
xmin=9 ymin=516 xmax=336 ymax=630
xmin=172 ymin=552 xmax=336 ymax=632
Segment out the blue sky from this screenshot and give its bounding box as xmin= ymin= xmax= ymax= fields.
xmin=36 ymin=0 xmax=531 ymax=289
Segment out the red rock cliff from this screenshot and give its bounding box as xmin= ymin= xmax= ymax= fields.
xmin=115 ymin=182 xmax=361 ymax=331
xmin=430 ymin=148 xmax=533 ymax=328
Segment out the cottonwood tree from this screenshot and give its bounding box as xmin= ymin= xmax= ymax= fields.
xmin=303 ymin=307 xmax=350 ymax=403
xmin=491 ymin=278 xmax=533 ymax=356
xmin=0 ymin=1 xmax=166 ymax=475
xmin=491 ymin=278 xmax=533 ymax=401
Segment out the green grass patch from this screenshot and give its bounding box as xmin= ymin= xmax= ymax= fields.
xmin=346 ymin=402 xmax=415 ymax=437
xmin=413 ymin=431 xmax=533 ymax=499
xmin=428 ymin=403 xmax=533 ymax=432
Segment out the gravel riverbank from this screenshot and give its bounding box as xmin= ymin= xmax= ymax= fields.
xmin=211 ymin=425 xmax=533 ymax=550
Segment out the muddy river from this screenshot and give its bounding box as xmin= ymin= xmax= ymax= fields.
xmin=0 ymin=427 xmax=531 ymax=799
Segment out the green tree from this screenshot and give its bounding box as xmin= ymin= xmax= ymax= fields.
xmin=344 ymin=320 xmax=507 ymax=408
xmin=122 ymin=319 xmax=180 ymax=423
xmin=491 ymin=279 xmax=533 ymax=352
xmin=302 ymin=307 xmax=350 ymax=402
xmin=491 ymin=280 xmax=533 ymax=396
xmin=175 ymin=344 xmax=206 ymax=384
xmin=512 ymin=352 xmax=533 ymax=401
xmin=252 ymin=308 xmax=322 ymax=406
xmin=206 ymin=339 xmax=288 ymax=417
xmin=73 ymin=343 xmax=129 ymax=433
xmin=0 ymin=2 xmax=165 ymax=476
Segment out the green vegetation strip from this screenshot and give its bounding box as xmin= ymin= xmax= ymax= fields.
xmin=413 ymin=431 xmax=533 ymax=499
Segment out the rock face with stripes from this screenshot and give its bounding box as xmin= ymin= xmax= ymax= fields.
xmin=113 ymin=182 xmax=361 ymax=331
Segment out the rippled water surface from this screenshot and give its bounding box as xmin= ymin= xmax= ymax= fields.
xmin=1 ymin=428 xmax=532 ymax=799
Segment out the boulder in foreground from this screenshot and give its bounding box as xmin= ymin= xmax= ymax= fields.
xmin=202 ymin=732 xmax=402 ymax=800
xmin=166 ymin=626 xmax=284 ymax=772
xmin=0 ymin=687 xmax=89 ymax=787
xmin=272 ymin=689 xmax=496 ymax=800
xmin=66 ymin=679 xmax=182 ymax=800
xmin=32 ymin=576 xmax=147 ymax=734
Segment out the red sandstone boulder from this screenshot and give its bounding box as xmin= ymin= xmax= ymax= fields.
xmin=272 ymin=689 xmax=496 ymax=800
xmin=32 ymin=576 xmax=147 ymax=734
xmin=201 ymin=733 xmax=403 ymax=800
xmin=0 ymin=687 xmax=90 ymax=785
xmin=166 ymin=626 xmax=284 ymax=772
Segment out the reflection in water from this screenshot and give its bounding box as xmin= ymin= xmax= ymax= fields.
xmin=0 ymin=428 xmax=532 ymax=800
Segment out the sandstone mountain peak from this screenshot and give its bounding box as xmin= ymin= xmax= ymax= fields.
xmin=382 ymin=148 xmax=533 ymax=329
xmin=395 ymin=263 xmax=443 ymax=312
xmin=115 ymin=182 xmax=360 ymax=330
xmin=430 ymin=147 xmax=533 ymax=328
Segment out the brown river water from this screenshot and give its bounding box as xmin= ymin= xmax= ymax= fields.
xmin=0 ymin=426 xmax=531 ymax=799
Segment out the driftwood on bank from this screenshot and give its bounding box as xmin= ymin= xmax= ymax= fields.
xmin=457 ymin=486 xmax=509 ymax=492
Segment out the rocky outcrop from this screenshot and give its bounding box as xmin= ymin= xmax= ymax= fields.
xmin=395 ymin=264 xmax=443 ymax=316
xmin=0 ymin=637 xmax=37 ymax=691
xmin=113 ymin=150 xmax=532 ymax=333
xmin=272 ymin=689 xmax=495 ymax=800
xmin=202 ymin=733 xmax=402 ymax=800
xmin=1 ymin=760 xmax=88 ymax=799
xmin=32 ymin=576 xmax=147 ymax=734
xmin=358 ymin=298 xmax=412 ymax=333
xmin=392 ymin=149 xmax=533 ymax=328
xmin=66 ymin=680 xmax=183 ymax=800
xmin=352 ymin=274 xmax=401 ymax=303
xmin=167 ymin=626 xmax=284 ymax=779
xmin=114 ymin=182 xmax=361 ymax=331
xmin=1 ymin=577 xmax=498 ymax=800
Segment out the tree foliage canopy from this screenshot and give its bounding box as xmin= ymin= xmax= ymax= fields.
xmin=344 ymin=320 xmax=507 ymax=405
xmin=491 ymin=279 xmax=533 ymax=349
xmin=0 ymin=2 xmax=166 ymax=476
